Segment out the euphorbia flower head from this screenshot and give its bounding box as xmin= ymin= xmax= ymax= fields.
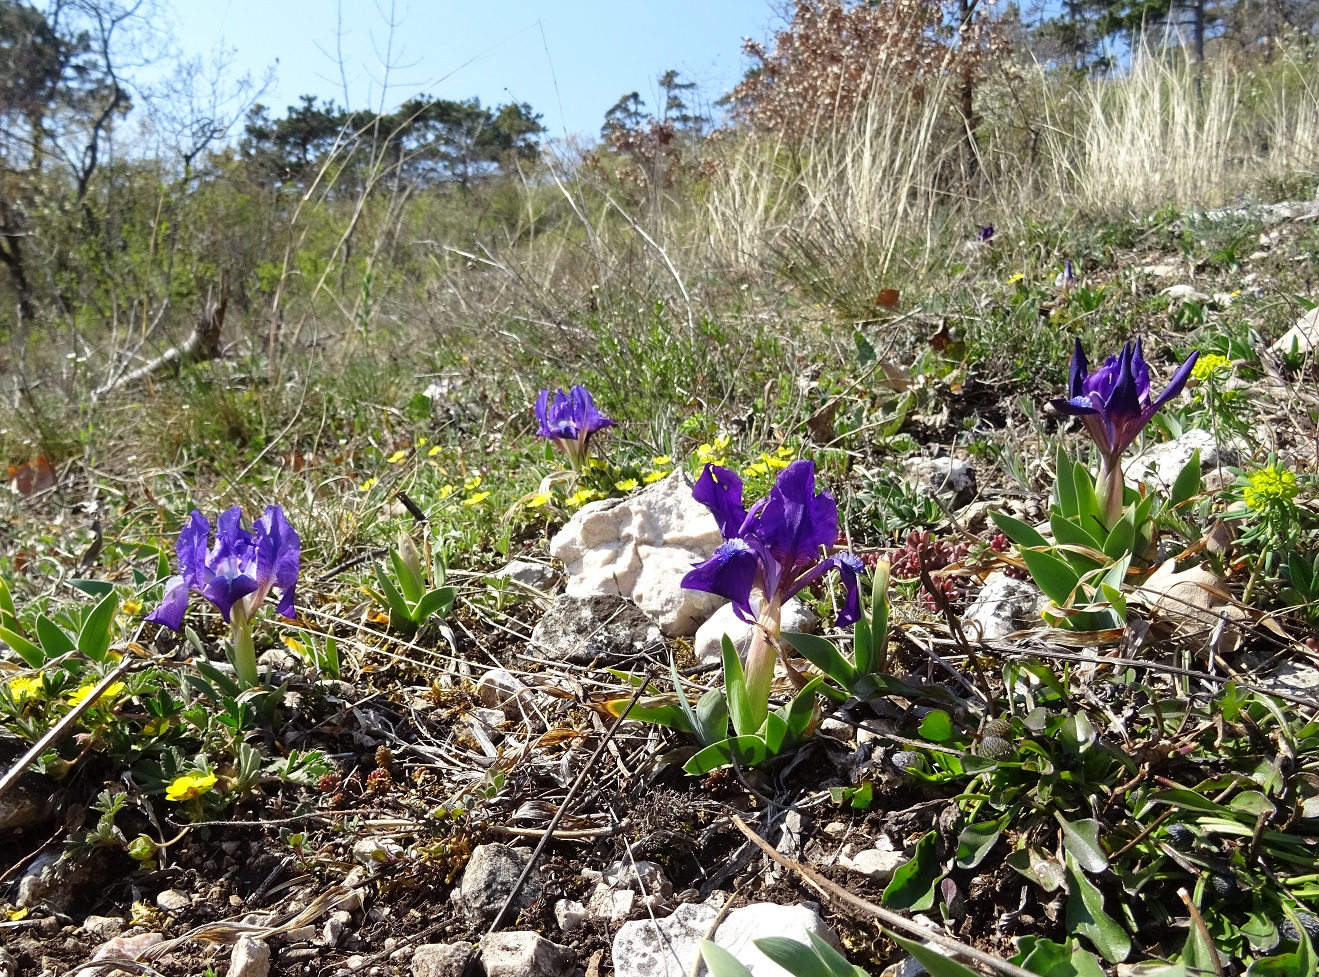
xmin=534 ymin=385 xmax=616 ymax=468
xmin=147 ymin=506 xmax=300 ymax=631
xmin=683 ymin=460 xmax=865 ymax=627
xmin=1051 ymin=338 xmax=1198 ymax=525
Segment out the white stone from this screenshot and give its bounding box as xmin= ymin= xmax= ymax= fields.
xmin=554 ymin=898 xmax=587 ymax=933
xmin=843 ymin=848 xmax=907 ymax=884
xmin=322 ymin=918 xmax=345 ymax=947
xmin=694 ymin=598 xmax=819 ymax=665
xmin=1161 ymin=284 xmax=1210 ymax=302
xmin=588 ymin=885 xmax=637 ymax=922
xmin=475 ymin=669 xmax=529 ymax=717
xmin=411 ymin=943 xmax=472 ymax=977
xmin=352 ymin=837 xmax=404 ymax=865
xmin=714 ymin=904 xmax=839 ymax=977
xmin=963 ymin=574 xmax=1045 ymax=641
xmin=1272 ymin=306 xmax=1319 ymax=354
xmin=550 ymin=470 xmax=725 ymax=636
xmin=902 ymin=457 xmax=976 ymax=506
xmin=283 ymin=925 xmax=316 ymax=943
xmin=613 ymin=897 xmax=725 ymax=977
xmin=1130 ymin=428 xmax=1241 ymax=491
xmin=227 ymin=937 xmax=271 ymax=977
xmin=491 ymin=560 xmax=561 ymax=593
xmin=75 ymin=934 xmax=164 ymax=977
xmin=82 ymin=915 xmax=126 ymax=939
xmin=155 ymin=889 xmax=191 ymax=912
xmin=481 ymin=931 xmax=575 ymax=977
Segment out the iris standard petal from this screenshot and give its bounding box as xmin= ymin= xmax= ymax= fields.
xmin=145 ymin=576 xmax=190 ymax=632
xmin=1150 ymin=349 xmax=1199 ymax=411
xmin=256 ymin=505 xmax=301 ymax=597
xmin=1067 ymin=338 xmax=1089 ymax=399
xmin=570 ymin=385 xmax=617 ymax=437
xmin=681 ymin=538 xmax=759 ymax=616
xmin=756 ymin=460 xmax=839 ymax=567
xmin=534 ymin=389 xmax=553 ymax=438
xmin=176 ymin=510 xmax=211 ymax=590
xmin=829 ymin=553 xmax=867 ymax=627
xmin=693 ymin=464 xmax=748 ymax=540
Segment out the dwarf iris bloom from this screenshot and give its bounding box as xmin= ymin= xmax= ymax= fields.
xmin=976 ymin=225 xmax=995 ymax=243
xmin=535 ymin=385 xmax=616 ymax=469
xmin=148 ymin=506 xmax=300 ymax=688
xmin=683 ymin=461 xmax=864 ymax=729
xmin=1052 ymin=338 xmax=1198 ymax=526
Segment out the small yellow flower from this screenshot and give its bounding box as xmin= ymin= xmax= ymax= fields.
xmin=282 ymin=636 xmax=306 ymax=654
xmin=642 ymin=471 xmax=666 ymax=484
xmin=463 ymin=492 xmax=491 ymax=507
xmin=7 ymin=674 xmax=44 ymax=702
xmin=526 ymin=492 xmax=552 ymax=509
xmin=359 ymin=477 xmax=379 ymax=492
xmin=745 ymin=462 xmax=770 ymax=477
xmin=1192 ymin=354 xmax=1232 ymax=382
xmin=1006 ymin=272 xmax=1025 ymax=284
xmin=588 ymin=458 xmax=609 ymax=470
xmin=416 ymin=436 xmax=428 ymax=447
xmin=67 ymin=681 xmax=125 ymax=707
xmin=438 ymin=484 xmax=457 ymax=500
xmin=615 ymin=478 xmax=638 ymax=491
xmin=763 ymin=451 xmax=791 ymax=470
xmin=1243 ymin=467 xmax=1299 ymax=511
xmin=165 ymin=771 xmax=217 ymax=802
xmin=387 ymin=449 xmax=408 ymax=465
xmin=428 ymin=445 xmax=442 ymax=457
xmin=122 ymin=598 xmax=143 ymax=616
xmin=463 ymin=475 xmax=482 ymax=491
xmin=651 ymin=455 xmax=672 ymax=467
xmin=775 ymin=445 xmax=794 ymax=458
xmin=566 ymin=488 xmax=601 ymax=507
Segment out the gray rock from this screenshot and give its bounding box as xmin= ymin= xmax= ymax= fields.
xmin=155 ymin=888 xmax=190 ymax=913
xmin=0 ymin=778 xmax=49 ymax=835
xmin=714 ymin=904 xmax=839 ymax=977
xmin=17 ymin=850 xmax=93 ymax=912
xmin=322 ymin=917 xmax=345 ymax=948
xmin=1260 ymin=659 xmax=1319 ymax=694
xmin=1130 ymin=428 xmax=1242 ymax=491
xmin=411 ymin=942 xmax=472 ymax=977
xmin=481 ymin=931 xmax=575 ymax=977
xmin=227 ymin=936 xmax=271 ymax=977
xmin=475 ymin=668 xmax=530 ymax=716
xmin=694 ymin=599 xmax=818 ymax=666
xmin=531 ymin=594 xmax=663 ymax=666
xmin=554 ymin=898 xmax=587 ymax=933
xmin=602 ymin=859 xmax=672 ymax=897
xmin=549 ymin=470 xmax=725 ymax=636
xmin=82 ymin=915 xmax=125 ymax=940
xmin=963 ymin=574 xmax=1045 ymax=641
xmin=492 ymin=560 xmax=561 ymax=593
xmin=844 ymin=848 xmax=906 ymax=884
xmin=352 ymin=836 xmax=404 ymax=866
xmin=880 ymin=957 xmax=928 ymax=977
xmin=0 ymin=947 xmax=14 ymax=977
xmin=587 ymin=885 xmax=638 ymax=922
xmin=1273 ymin=306 xmax=1319 ymax=354
xmin=903 ymin=457 xmax=977 ymax=508
xmin=458 ymin=843 xmax=539 ymax=924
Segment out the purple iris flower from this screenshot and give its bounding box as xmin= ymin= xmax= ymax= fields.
xmin=1051 ymin=338 xmax=1198 ymax=525
xmin=683 ymin=462 xmax=865 ymax=725
xmin=534 ymin=385 xmax=616 ymax=468
xmin=683 ymin=460 xmax=864 ymax=626
xmin=147 ymin=506 xmax=301 ymax=632
xmin=976 ymin=225 xmax=995 ymax=243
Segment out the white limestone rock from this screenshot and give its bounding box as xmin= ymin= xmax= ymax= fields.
xmin=481 ymin=932 xmax=575 ymax=977
xmin=694 ymin=599 xmax=819 ymax=665
xmin=1130 ymin=428 xmax=1242 ymax=492
xmin=963 ymin=574 xmax=1046 ymax=641
xmin=902 ymin=457 xmax=977 ymax=508
xmin=227 ymin=937 xmax=271 ymax=977
xmin=549 ymin=470 xmax=725 ymax=636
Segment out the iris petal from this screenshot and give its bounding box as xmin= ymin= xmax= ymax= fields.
xmin=756 ymin=460 xmax=839 ymax=567
xmin=256 ymin=505 xmax=301 ymax=618
xmin=145 ymin=577 xmax=190 ymax=632
xmin=681 ymin=539 xmax=759 ymax=618
xmin=693 ymin=464 xmax=748 ymax=540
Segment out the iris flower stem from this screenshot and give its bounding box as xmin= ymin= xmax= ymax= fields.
xmin=1097 ymin=457 xmax=1126 ymax=531
xmin=229 ymin=603 xmax=259 ymax=690
xmin=742 ymin=597 xmax=782 ymax=732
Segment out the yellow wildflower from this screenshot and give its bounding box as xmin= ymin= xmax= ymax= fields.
xmin=463 ymin=475 xmax=482 ymax=491
xmin=416 ymin=436 xmax=428 ymax=447
xmin=7 ymin=674 xmax=44 ymax=701
xmin=567 ymin=488 xmax=601 ymax=507
xmin=1243 ymin=467 xmax=1299 ymax=511
xmin=745 ymin=462 xmax=770 ymax=477
xmin=438 ymin=484 xmax=457 ymax=500
xmin=526 ymin=492 xmax=552 ymax=509
xmin=1192 ymin=354 xmax=1232 ymax=382
xmin=387 ymin=449 xmax=408 ymax=465
xmin=1006 ymin=272 xmax=1025 ymax=284
xmin=122 ymin=598 xmax=143 ymax=616
xmin=165 ymin=771 xmax=217 ymax=802
xmin=358 ymin=477 xmax=379 ymax=492
xmin=67 ymin=681 xmax=125 ymax=708
xmin=642 ymin=471 xmax=666 ymax=484
xmin=615 ymin=478 xmax=638 ymax=491
xmin=651 ymin=455 xmax=672 ymax=467
xmin=428 ymin=445 xmax=442 ymax=457
xmin=463 ymin=492 xmax=491 ymax=507
xmin=282 ymin=636 xmax=306 ymax=655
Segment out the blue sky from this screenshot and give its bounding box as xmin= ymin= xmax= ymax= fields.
xmin=165 ymin=1 xmax=778 ymax=140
